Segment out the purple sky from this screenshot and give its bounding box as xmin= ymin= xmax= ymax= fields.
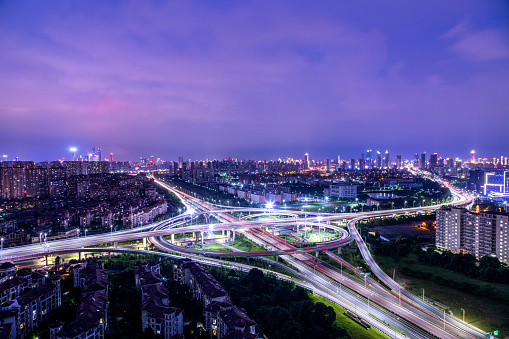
xmin=1 ymin=1 xmax=508 ymax=162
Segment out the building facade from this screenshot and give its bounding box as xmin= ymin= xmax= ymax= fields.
xmin=436 ymin=207 xmax=509 ymax=264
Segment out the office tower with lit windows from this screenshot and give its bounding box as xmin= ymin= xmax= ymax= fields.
xmin=365 ymin=150 xmax=372 ymax=169
xmin=429 ymin=153 xmax=437 ymax=170
xmin=304 ymin=153 xmax=309 ymax=170
xmin=376 ymin=151 xmax=382 ymax=168
xmin=396 ymin=155 xmax=402 ymax=169
xmin=421 ymin=152 xmax=426 ymax=169
xmin=384 ymin=150 xmax=390 ymax=168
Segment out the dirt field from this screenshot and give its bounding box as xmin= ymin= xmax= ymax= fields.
xmin=370 ymin=223 xmax=434 ymax=240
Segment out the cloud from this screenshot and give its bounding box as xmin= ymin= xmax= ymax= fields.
xmin=444 ymin=24 xmax=509 ymax=61
xmin=0 ymin=1 xmax=508 ymax=160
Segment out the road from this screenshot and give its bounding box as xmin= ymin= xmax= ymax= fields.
xmin=0 ymin=171 xmax=484 ymax=338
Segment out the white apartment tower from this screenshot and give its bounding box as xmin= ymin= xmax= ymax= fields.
xmin=436 ymin=207 xmax=509 ymax=264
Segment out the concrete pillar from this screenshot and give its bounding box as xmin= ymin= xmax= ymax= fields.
xmin=276 ymin=255 xmax=278 ymax=262
xmin=143 ymin=237 xmax=147 ymax=249
xmin=79 ymin=252 xmax=81 ymax=260
xmin=108 ymin=252 xmax=111 ymax=258
xmin=114 ymin=241 xmax=118 ymax=248
xmin=222 ymin=230 xmax=225 ymax=236
xmin=45 ymin=255 xmax=48 ymax=266
xmin=315 ymin=251 xmax=319 ymax=257
xmin=338 ymin=247 xmax=342 ymax=255
xmin=233 ymin=230 xmax=236 ymax=241
xmin=193 ymin=232 xmax=196 ymax=239
xmin=227 ymin=230 xmax=231 ymax=238
xmin=171 ymin=234 xmax=175 ymax=244
xmin=201 ymin=232 xmax=204 ymax=245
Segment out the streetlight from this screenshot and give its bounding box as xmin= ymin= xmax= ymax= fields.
xmin=317 ymin=215 xmax=323 ymax=241
xmin=404 ymin=201 xmax=407 ymax=208
xmin=421 ymin=288 xmax=425 ymax=301
xmin=266 ymin=201 xmax=274 ymax=219
xmin=460 ymin=308 xmax=465 ymax=323
xmin=0 ymin=237 xmax=3 ymax=250
xmin=110 ymin=225 xmax=113 ymax=234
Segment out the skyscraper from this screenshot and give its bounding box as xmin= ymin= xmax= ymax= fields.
xmin=421 ymin=152 xmax=426 ymax=169
xmin=430 ymin=153 xmax=438 ymax=170
xmin=384 ymin=150 xmax=390 ymax=168
xmin=376 ymin=151 xmax=382 ymax=168
xmin=366 ymin=150 xmax=372 ymax=169
xmin=304 ymin=153 xmax=309 ymax=170
xmin=396 ymin=155 xmax=402 ymax=169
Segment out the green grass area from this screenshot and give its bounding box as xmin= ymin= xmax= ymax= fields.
xmin=189 ymin=243 xmax=232 ymax=251
xmin=230 ymin=237 xmax=267 ymax=253
xmin=306 ymin=231 xmax=337 ymax=243
xmin=279 ymin=234 xmax=299 ymax=242
xmin=310 ymin=294 xmax=389 ymax=339
xmin=375 ymin=254 xmax=509 ymax=337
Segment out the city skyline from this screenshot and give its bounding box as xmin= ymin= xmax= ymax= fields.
xmin=0 ymin=146 xmax=507 ymax=164
xmin=1 ymin=1 xmax=508 ymax=161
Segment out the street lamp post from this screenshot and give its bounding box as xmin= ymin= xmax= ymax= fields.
xmin=317 ymin=215 xmax=323 ymax=242
xmin=461 ymin=308 xmax=465 ymax=322
xmin=0 ymin=237 xmax=3 ymax=250
xmin=421 ymin=288 xmax=425 ymax=301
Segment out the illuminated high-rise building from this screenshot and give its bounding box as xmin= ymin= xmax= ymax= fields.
xmin=421 ymin=152 xmax=426 ymax=169
xmin=437 ymin=207 xmax=509 ymax=264
xmin=384 ymin=150 xmax=390 ymax=168
xmin=376 ymin=151 xmax=382 ymax=168
xmin=304 ymin=153 xmax=309 ymax=170
xmin=429 ymin=153 xmax=438 ymax=170
xmin=48 ymin=161 xmax=67 ymax=199
xmin=366 ymin=150 xmax=372 ymax=169
xmin=25 ymin=163 xmax=48 ymax=198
